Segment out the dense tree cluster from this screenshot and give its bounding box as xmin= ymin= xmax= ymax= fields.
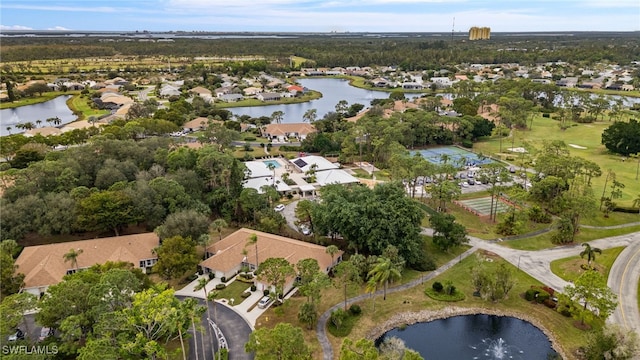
xmin=0 ymin=136 xmax=253 ymax=241
xmin=2 ymin=33 xmax=639 ymax=68
xmin=310 ymin=182 xmax=430 ymax=269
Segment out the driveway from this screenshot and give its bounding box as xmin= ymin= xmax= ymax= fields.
xmin=178 ymin=296 xmax=254 ymax=360
xmin=281 ymin=200 xmax=300 ymax=232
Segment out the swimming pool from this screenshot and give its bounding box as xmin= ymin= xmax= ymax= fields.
xmin=410 ymin=146 xmax=493 ymax=166
xmin=263 ymin=160 xmax=281 ymax=168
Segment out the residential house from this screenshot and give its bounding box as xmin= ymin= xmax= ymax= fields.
xmin=189 ymin=86 xmax=213 ymax=102
xmin=402 ymin=82 xmax=423 ymax=90
xmin=182 ymin=117 xmax=211 ymax=132
xmin=200 ymin=228 xmax=342 ymax=293
xmin=243 ymin=87 xmax=262 ymax=96
xmin=159 ymin=84 xmax=181 ymax=97
xmin=556 ymin=77 xmax=579 ymax=88
xmin=219 ymin=93 xmax=244 ymax=102
xmin=14 ymin=233 xmax=159 ymax=296
xmin=257 ymin=92 xmax=281 ymax=101
xmin=430 ymin=77 xmax=453 ymax=88
xmin=262 ymin=123 xmax=317 ymax=142
xmin=214 ymin=86 xmax=235 ymax=98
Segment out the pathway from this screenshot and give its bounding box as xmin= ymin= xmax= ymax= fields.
xmin=317 ymin=228 xmax=640 ymax=359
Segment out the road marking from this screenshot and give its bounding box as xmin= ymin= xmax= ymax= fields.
xmin=618 ymin=244 xmax=640 ymax=329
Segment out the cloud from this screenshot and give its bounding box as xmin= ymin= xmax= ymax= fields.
xmin=47 ymin=26 xmax=71 ymax=31
xmin=1 ymin=4 xmax=119 ymax=13
xmin=0 ymin=24 xmax=33 ymax=30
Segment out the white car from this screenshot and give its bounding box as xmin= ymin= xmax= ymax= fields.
xmin=257 ymin=296 xmax=272 ymax=309
xmin=300 ymin=225 xmax=312 ymax=235
xmin=274 ymin=204 xmax=285 ymax=212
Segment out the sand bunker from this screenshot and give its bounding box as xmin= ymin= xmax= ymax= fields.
xmin=569 ymin=144 xmax=587 ymax=149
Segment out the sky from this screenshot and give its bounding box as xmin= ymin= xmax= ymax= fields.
xmin=1 ymin=0 xmax=639 ymax=33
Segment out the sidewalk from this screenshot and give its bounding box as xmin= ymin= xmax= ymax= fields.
xmin=175 ymin=275 xmax=269 ymax=329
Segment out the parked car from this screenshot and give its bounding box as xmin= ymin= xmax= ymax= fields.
xmin=299 ymin=224 xmax=312 ymax=235
xmin=258 ymin=296 xmax=272 ymax=309
xmin=509 ymin=166 xmax=517 ymax=173
xmin=274 ymin=204 xmax=285 ymax=212
xmin=8 ymin=329 xmax=24 ymax=342
xmin=468 ymin=179 xmax=476 ymax=185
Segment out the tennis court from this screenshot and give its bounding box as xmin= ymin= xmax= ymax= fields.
xmin=458 ymin=197 xmax=510 ymax=216
xmin=411 ymin=146 xmax=493 ymax=167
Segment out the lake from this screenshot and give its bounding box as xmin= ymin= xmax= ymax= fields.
xmin=0 ymin=95 xmax=76 ymax=136
xmin=230 ymin=78 xmax=425 ymax=123
xmin=376 ymin=314 xmax=558 ymax=360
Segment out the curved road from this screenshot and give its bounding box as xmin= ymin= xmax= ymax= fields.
xmin=608 ymin=238 xmax=640 ymax=335
xmin=177 ymin=296 xmax=254 ymax=360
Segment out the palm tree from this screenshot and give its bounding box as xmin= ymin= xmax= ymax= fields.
xmin=246 ymin=233 xmax=259 ymax=272
xmin=266 ymin=162 xmax=276 ymax=187
xmin=580 ymin=243 xmax=602 ymax=268
xmin=35 ymin=119 xmax=42 ymax=128
xmin=5 ymin=126 xmax=11 ymax=134
xmin=325 ymin=245 xmax=339 ymax=268
xmin=367 ymin=257 xmax=401 ymax=301
xmin=632 ymin=194 xmax=640 ymax=214
xmin=194 ymin=277 xmax=212 ymax=320
xmin=207 ymin=290 xmax=219 ymax=324
xmin=210 ymin=218 xmax=228 ymax=241
xmin=63 ymin=248 xmax=83 ymax=272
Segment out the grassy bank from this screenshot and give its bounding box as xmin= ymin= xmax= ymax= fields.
xmin=0 ymin=91 xmax=79 ymax=109
xmin=66 ymin=94 xmax=110 ymax=120
xmin=215 ymin=90 xmax=322 ymax=109
xmin=550 ymin=246 xmax=625 ymax=282
xmin=501 ymin=225 xmax=640 ymax=251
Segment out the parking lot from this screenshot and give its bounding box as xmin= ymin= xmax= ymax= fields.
xmin=407 ymin=167 xmax=527 ymax=197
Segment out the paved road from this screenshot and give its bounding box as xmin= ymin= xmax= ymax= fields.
xmin=608 ymin=238 xmax=640 ymax=335
xmin=178 ymin=297 xmax=254 ymax=360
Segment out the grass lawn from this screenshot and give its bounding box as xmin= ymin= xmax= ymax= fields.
xmin=166 ymin=338 xmax=189 ymax=360
xmin=252 ymin=238 xmax=468 ymax=360
xmin=215 ymin=90 xmax=321 ymax=108
xmin=0 ymin=91 xmax=78 ymax=109
xmin=342 ymin=251 xmax=590 ymax=360
xmin=231 ymin=146 xmax=268 ymax=159
xmin=67 ymin=95 xmax=110 ymax=119
xmin=350 ymin=168 xmax=372 ymax=178
xmin=501 ymin=225 xmax=640 ymax=251
xmin=215 ymin=279 xmax=253 ymax=306
xmin=473 ymin=116 xmax=640 ymax=208
xmin=550 ymin=246 xmax=625 ymax=282
xmin=580 ymin=211 xmax=640 ymax=226
xmin=290 ymin=56 xmax=310 ymax=68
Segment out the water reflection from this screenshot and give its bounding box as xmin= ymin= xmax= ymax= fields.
xmin=0 ymin=95 xmax=76 ymax=136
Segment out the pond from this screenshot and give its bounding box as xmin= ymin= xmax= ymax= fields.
xmin=376 ymin=314 xmax=558 ymax=360
xmin=0 ymin=95 xmax=76 ymax=136
xmin=230 ymin=78 xmax=424 ymax=123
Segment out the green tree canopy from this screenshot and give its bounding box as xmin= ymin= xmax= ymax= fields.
xmin=245 ymin=322 xmax=312 ymax=360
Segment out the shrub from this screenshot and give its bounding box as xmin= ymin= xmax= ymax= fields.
xmin=349 ymin=304 xmax=362 ymax=316
xmin=535 ymin=289 xmax=550 ymax=304
xmin=215 ymin=283 xmax=226 ymax=290
xmin=208 ymin=272 xmax=215 ymax=280
xmin=444 ymin=281 xmax=456 ymax=296
xmin=221 ymin=276 xmax=227 ymax=283
xmin=541 ymin=286 xmax=555 ymax=297
xmin=542 ymin=113 xmax=550 ymax=118
xmin=543 ymin=299 xmax=557 ymax=309
xmin=559 ymin=305 xmax=572 ymax=317
xmin=250 ymin=284 xmax=257 ymax=292
xmin=263 ymin=289 xmax=270 ymax=296
xmin=528 ymin=205 xmax=552 ymax=224
xmin=186 ymin=274 xmax=198 ymax=282
xmin=525 ymin=288 xmax=539 ymax=301
xmin=461 ymin=139 xmax=473 ymax=148
xmin=244 ymin=136 xmax=256 ymax=141
xmin=241 ymin=291 xmax=251 ymax=299
xmin=432 ymin=282 xmax=444 ymax=293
